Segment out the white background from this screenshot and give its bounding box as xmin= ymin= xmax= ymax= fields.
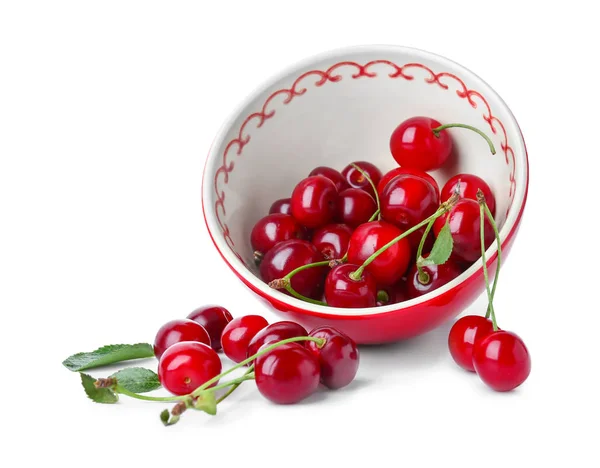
xmin=1 ymin=1 xmax=598 ymax=466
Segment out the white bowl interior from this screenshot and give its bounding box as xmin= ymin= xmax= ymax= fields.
xmin=203 ymin=45 xmax=527 ymax=314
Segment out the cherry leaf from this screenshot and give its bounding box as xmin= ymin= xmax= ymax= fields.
xmin=110 ymin=367 xmax=161 ymax=393
xmin=62 ymin=343 xmax=154 ymax=372
xmin=80 ymin=373 xmax=118 ymax=404
xmin=418 ymin=221 xmax=453 ymax=267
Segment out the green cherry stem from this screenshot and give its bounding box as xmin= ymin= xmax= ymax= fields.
xmin=114 ymin=386 xmax=188 ymax=402
xmin=350 ymin=163 xmax=381 ymax=220
xmin=415 ymin=218 xmax=436 ymax=284
xmin=268 ymin=260 xmax=330 ymax=306
xmin=203 ymin=373 xmax=255 ymax=395
xmin=216 ymin=366 xmax=254 ymax=404
xmin=349 ymin=193 xmax=459 ymax=281
xmin=368 ymin=209 xmax=380 ymax=223
xmin=191 ymin=336 xmax=326 ymax=398
xmin=482 ymin=199 xmax=502 ymax=320
xmin=478 ymin=196 xmax=498 ymax=331
xmin=432 ymin=123 xmax=496 ymax=155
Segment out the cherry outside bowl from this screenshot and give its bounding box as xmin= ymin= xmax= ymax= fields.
xmin=202 ymin=45 xmax=529 ymax=344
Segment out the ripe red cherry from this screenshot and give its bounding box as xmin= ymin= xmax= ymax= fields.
xmin=309 ymin=166 xmax=349 ymax=192
xmin=441 ymin=173 xmax=496 ymax=217
xmin=341 ymin=161 xmax=382 ymax=198
xmin=406 ymin=259 xmax=463 ymax=299
xmin=389 ymin=116 xmax=452 ymax=171
xmin=291 ymin=176 xmax=339 ymax=228
xmin=347 ymin=221 xmax=411 ymax=286
xmin=448 ymin=315 xmax=494 ymax=372
xmin=158 ymin=341 xmax=222 ymax=395
xmin=306 ymin=327 xmax=359 ymax=389
xmin=380 ymin=174 xmax=440 ymax=232
xmin=254 ymin=342 xmax=320 ymax=404
xmin=250 ymin=213 xmax=305 ymax=257
xmin=246 ymin=321 xmax=308 ymax=359
xmin=472 ymin=331 xmax=531 ymax=391
xmin=269 ymin=198 xmax=292 ymax=215
xmin=337 ymin=188 xmax=377 ymax=227
xmin=187 ymin=305 xmax=233 ymax=351
xmin=221 ymin=315 xmax=269 ymax=363
xmin=311 ymin=223 xmax=353 ymax=259
xmin=324 ymin=264 xmax=377 ymax=308
xmin=153 ymin=319 xmax=211 ymax=359
xmin=259 ymin=239 xmax=326 ymax=298
xmin=378 ymin=167 xmax=440 ymax=198
xmin=434 ymin=199 xmax=494 ymax=263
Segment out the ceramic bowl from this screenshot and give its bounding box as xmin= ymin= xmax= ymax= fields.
xmin=202 ymin=45 xmax=529 ymax=344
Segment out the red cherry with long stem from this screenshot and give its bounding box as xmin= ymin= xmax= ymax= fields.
xmin=221 ymin=315 xmax=269 ymax=363
xmin=254 ymin=342 xmax=320 ymax=404
xmin=187 ymin=305 xmax=232 ymax=351
xmin=378 ymin=167 xmax=440 ymax=198
xmin=337 ymin=188 xmax=377 ymax=227
xmin=341 ymin=161 xmax=382 ymax=199
xmin=390 ymin=118 xmax=496 ymax=171
xmin=311 ymin=223 xmax=353 ymax=259
xmin=434 ymin=199 xmax=494 ymax=263
xmin=324 ymin=263 xmax=377 ymax=308
xmin=269 ymin=198 xmax=292 ymax=215
xmin=153 ymin=319 xmax=211 ymax=359
xmin=158 ymin=341 xmax=222 ymax=395
xmin=251 ymin=213 xmax=306 ymax=262
xmin=260 ymin=239 xmax=327 ymax=301
xmin=309 ymin=166 xmax=349 ymax=192
xmin=246 ymin=321 xmax=309 ymax=360
xmin=291 ymin=175 xmax=339 ymax=228
xmin=441 ymin=173 xmax=496 ymax=217
xmin=448 ymin=315 xmax=494 ymax=372
xmin=306 ymin=326 xmax=359 ymax=389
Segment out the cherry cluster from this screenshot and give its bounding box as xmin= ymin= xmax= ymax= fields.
xmin=251 ymin=116 xmax=497 ymax=308
xmin=152 ymin=306 xmax=358 ymax=423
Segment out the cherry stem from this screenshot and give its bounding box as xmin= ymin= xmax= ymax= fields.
xmin=478 ymin=194 xmax=499 ymax=331
xmin=351 ymin=163 xmax=381 ymax=220
xmin=114 ymin=386 xmax=189 ymax=402
xmin=216 ymin=366 xmax=254 ymax=404
xmin=268 ymin=259 xmax=329 ymax=306
xmin=377 ymin=290 xmax=390 ymax=304
xmin=203 ymin=373 xmax=255 ymax=395
xmin=368 ymin=209 xmax=380 ymax=223
xmin=416 ymin=218 xmax=436 ymax=284
xmin=349 ymin=193 xmax=459 ymax=281
xmin=483 ymin=202 xmax=502 ymax=321
xmin=190 ymin=336 xmax=326 ymax=398
xmin=432 ymin=123 xmax=496 ymax=155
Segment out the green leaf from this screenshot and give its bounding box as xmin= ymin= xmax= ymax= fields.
xmin=110 ymin=367 xmax=161 ymax=393
xmin=418 ymin=221 xmax=453 ymax=267
xmin=80 ymin=373 xmax=118 ymax=404
xmin=194 ymin=391 xmax=217 ymax=416
xmin=62 ymin=343 xmax=154 ymax=372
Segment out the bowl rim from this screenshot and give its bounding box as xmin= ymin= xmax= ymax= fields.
xmin=202 ymin=44 xmax=529 ymax=318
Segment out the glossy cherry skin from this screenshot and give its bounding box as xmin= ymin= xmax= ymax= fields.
xmin=291 ymin=176 xmax=339 ymax=228
xmin=472 ymin=331 xmax=531 ymax=391
xmin=434 ymin=198 xmax=494 ymax=263
xmin=341 ymin=161 xmax=382 ymax=199
xmin=324 ymin=264 xmax=377 ymax=308
xmin=158 ymin=341 xmax=222 ymax=395
xmin=441 ymin=173 xmax=496 ymax=217
xmin=311 ymin=223 xmax=353 ymax=259
xmin=406 ymin=257 xmax=463 ymax=299
xmin=153 ymin=319 xmax=211 ymax=359
xmin=377 ymin=167 xmax=440 ymax=198
xmin=221 ymin=315 xmax=269 ymax=363
xmin=250 ymin=213 xmax=305 ymax=256
xmin=187 ymin=305 xmax=233 ymax=351
xmin=269 ymin=198 xmax=292 ymax=215
xmin=255 ymin=342 xmax=320 ymax=404
xmin=246 ymin=321 xmax=309 ymax=359
xmin=389 ymin=116 xmax=452 ymax=171
xmin=306 ymin=326 xmax=359 ymax=389
xmin=337 ymin=188 xmax=377 ymax=227
xmin=309 ymin=166 xmax=349 ymax=192
xmin=347 ymin=221 xmax=412 ymax=286
xmin=380 ymin=174 xmax=440 ymax=232
xmin=259 ymin=239 xmax=326 ymax=299
xmin=448 ymin=315 xmax=494 ymax=372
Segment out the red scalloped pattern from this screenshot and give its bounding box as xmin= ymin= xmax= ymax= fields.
xmin=213 ymin=60 xmax=517 ymax=258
